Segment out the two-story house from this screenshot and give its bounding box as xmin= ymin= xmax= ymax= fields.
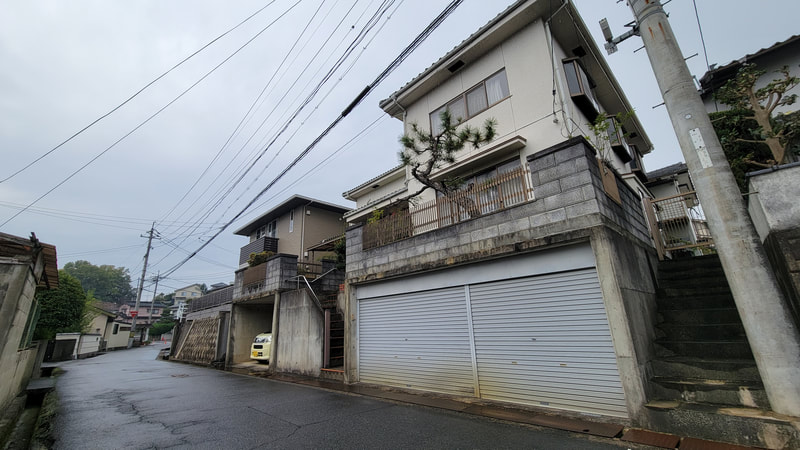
xmin=173 ymin=283 xmax=203 ymax=321
xmin=172 ymin=195 xmax=350 ymax=372
xmin=342 ymin=0 xmax=662 ymax=426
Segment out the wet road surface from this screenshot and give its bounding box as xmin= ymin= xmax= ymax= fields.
xmin=52 ymin=343 xmax=651 ymax=449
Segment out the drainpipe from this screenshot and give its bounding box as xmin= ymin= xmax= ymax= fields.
xmin=545 ymin=5 xmax=571 ymax=134
xmin=299 ymin=201 xmax=313 ymax=261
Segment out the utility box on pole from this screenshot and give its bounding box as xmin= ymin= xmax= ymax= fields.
xmin=625 ymin=0 xmax=800 ymax=416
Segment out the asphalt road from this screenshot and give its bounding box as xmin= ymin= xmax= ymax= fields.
xmin=52 ymin=343 xmax=651 ymax=449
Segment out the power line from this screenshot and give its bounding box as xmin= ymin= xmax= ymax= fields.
xmin=692 ymin=0 xmax=711 ymax=72
xmin=153 ymin=0 xmax=396 ymax=260
xmin=158 ymin=0 xmax=336 ymax=225
xmin=161 ymin=0 xmax=465 ymax=279
xmin=0 ymin=1 xmax=278 ymax=184
xmin=0 ymin=0 xmax=303 ymax=229
xmin=161 ymin=0 xmax=387 ymax=238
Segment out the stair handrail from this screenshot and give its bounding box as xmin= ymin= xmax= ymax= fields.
xmin=290 ymin=275 xmax=323 ymax=312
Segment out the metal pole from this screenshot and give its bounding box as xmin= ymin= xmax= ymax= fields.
xmin=128 ymin=222 xmax=156 ymax=349
xmin=627 ymin=0 xmax=800 ymax=415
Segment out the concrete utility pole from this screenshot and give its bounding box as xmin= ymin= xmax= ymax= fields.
xmin=128 ymin=222 xmax=156 ymax=349
xmin=624 ymin=0 xmax=800 ymax=416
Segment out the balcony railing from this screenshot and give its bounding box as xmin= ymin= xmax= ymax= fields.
xmin=643 ymin=190 xmax=715 ymax=260
xmin=239 ymin=236 xmax=278 ymax=265
xmin=363 ymin=167 xmax=533 ymax=250
xmin=188 ymin=286 xmax=233 ymax=313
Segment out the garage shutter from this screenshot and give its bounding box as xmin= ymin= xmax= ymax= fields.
xmin=358 ymin=286 xmax=476 ymax=396
xmin=468 ymin=268 xmax=627 ymax=418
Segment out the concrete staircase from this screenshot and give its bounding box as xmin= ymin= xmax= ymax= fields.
xmin=650 ymin=254 xmax=767 ymax=408
xmin=646 ymin=255 xmax=800 ymax=448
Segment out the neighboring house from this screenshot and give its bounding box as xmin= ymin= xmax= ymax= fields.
xmin=644 ymin=162 xmax=712 ymax=258
xmin=173 ymin=195 xmax=350 ymax=374
xmin=0 ymin=232 xmax=58 ymax=431
xmin=118 ymin=301 xmax=167 ymax=325
xmin=342 ymin=0 xmax=659 ymax=423
xmin=699 ymin=34 xmax=800 ymax=116
xmin=699 ymin=34 xmax=800 ymax=331
xmin=86 ymin=305 xmax=129 ymax=351
xmin=173 ymin=283 xmax=203 ymax=320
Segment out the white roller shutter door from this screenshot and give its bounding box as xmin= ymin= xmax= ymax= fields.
xmin=355 ymin=246 xmax=627 ymax=418
xmin=358 ymin=286 xmax=476 ymax=396
xmin=468 ymin=268 xmax=628 ymax=418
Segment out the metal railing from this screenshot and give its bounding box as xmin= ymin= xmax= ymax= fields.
xmin=363 ymin=167 xmax=533 ymax=250
xmin=643 ymin=190 xmax=715 ymax=260
xmin=188 ymin=286 xmax=233 ymax=313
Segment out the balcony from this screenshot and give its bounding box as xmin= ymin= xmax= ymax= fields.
xmin=643 ymin=191 xmax=715 ymax=259
xmin=239 ymin=236 xmax=278 ymax=266
xmin=363 ymin=166 xmax=533 ymax=250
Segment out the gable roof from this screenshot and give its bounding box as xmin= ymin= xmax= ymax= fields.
xmin=699 ymin=34 xmax=800 ymax=95
xmin=0 ymin=232 xmax=58 ymax=289
xmin=342 ymin=164 xmax=405 ymax=200
xmin=377 ymin=0 xmax=651 ymax=153
xmin=234 ymin=195 xmax=351 ymax=237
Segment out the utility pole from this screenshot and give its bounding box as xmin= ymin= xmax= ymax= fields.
xmin=148 ymin=272 xmax=160 ymax=340
xmin=614 ymin=0 xmax=800 ymax=416
xmin=128 ymin=222 xmax=156 ymax=349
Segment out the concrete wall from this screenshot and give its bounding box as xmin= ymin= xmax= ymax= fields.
xmin=228 ymin=302 xmax=273 ymax=365
xmin=344 ymin=137 xmax=659 ymax=424
xmin=748 ymin=163 xmax=800 ymax=328
xmin=0 ymin=253 xmax=43 ymax=413
xmin=274 ymin=289 xmax=323 ymax=377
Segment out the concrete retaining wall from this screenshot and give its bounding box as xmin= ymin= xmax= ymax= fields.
xmin=748 ymin=163 xmax=800 ymax=328
xmin=275 ymin=289 xmax=323 ymax=377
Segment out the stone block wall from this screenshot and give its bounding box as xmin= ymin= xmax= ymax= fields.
xmin=346 ymin=137 xmax=652 ymax=282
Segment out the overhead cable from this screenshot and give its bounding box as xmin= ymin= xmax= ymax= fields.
xmin=0 ymin=1 xmax=278 ymax=184
xmin=160 ymin=0 xmax=464 ymax=278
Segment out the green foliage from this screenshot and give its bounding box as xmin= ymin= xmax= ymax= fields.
xmin=247 ymin=251 xmax=275 ymax=266
xmin=34 ymin=271 xmax=90 ymax=340
xmin=62 ymin=260 xmax=134 ymax=305
xmin=709 ymin=109 xmax=775 ymax=192
xmin=586 ymin=111 xmax=634 ymax=164
xmin=399 ymin=109 xmax=496 ymax=200
xmin=333 ymin=237 xmax=346 ymax=271
xmin=715 ymin=64 xmax=799 ymax=163
xmin=366 ymin=209 xmax=384 ymax=224
xmin=149 ymin=306 xmax=175 ymax=336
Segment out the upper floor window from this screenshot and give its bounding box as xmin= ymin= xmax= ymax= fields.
xmin=289 ymin=210 xmax=294 ymax=233
xmin=562 ymin=58 xmax=599 ymax=120
xmin=430 ymin=69 xmax=510 ymax=135
xmin=256 ymin=220 xmax=277 ymax=239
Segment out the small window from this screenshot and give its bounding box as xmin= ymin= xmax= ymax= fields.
xmin=289 ymin=210 xmax=294 ymax=233
xmin=113 ymin=323 xmax=119 ymax=335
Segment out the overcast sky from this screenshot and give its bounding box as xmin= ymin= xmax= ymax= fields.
xmin=1 ymin=0 xmax=797 ymax=300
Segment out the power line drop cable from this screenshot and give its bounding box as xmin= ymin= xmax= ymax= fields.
xmin=0 ymin=0 xmax=303 ymax=228
xmin=160 ymin=0 xmax=464 ymax=278
xmin=0 ymin=1 xmax=278 ymax=184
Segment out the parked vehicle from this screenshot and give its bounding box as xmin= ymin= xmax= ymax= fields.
xmin=251 ymin=333 xmax=272 ymax=362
